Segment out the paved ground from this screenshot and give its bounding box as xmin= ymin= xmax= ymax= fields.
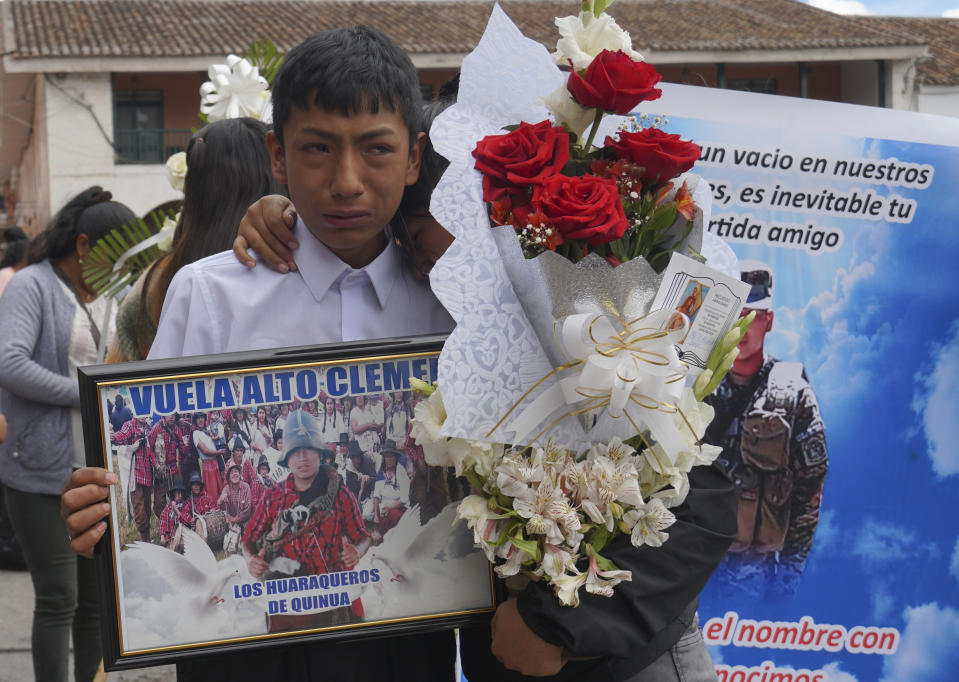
xmin=0 ymin=567 xmax=176 ymax=682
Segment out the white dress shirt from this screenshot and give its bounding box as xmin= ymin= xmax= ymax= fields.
xmin=148 ymin=217 xmax=453 ymax=361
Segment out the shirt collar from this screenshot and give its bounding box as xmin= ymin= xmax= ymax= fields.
xmin=293 ymin=216 xmax=401 ymax=309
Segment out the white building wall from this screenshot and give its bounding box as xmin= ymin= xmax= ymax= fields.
xmin=918 ymin=85 xmax=959 ymax=119
xmin=44 ymin=73 xmax=180 ymax=217
xmin=887 ymin=58 xmax=920 ymax=111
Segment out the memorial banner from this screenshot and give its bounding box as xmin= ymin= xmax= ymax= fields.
xmin=644 ymin=85 xmax=959 ymax=682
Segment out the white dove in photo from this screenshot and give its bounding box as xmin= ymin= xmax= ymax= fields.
xmin=362 ymin=502 xmax=493 ymax=620
xmin=118 ymin=528 xmax=267 ymax=651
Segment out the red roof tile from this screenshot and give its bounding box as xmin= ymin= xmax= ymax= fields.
xmin=5 ymin=0 xmax=927 ymax=62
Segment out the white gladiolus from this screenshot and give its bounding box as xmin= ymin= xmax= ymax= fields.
xmin=542 ymin=85 xmax=595 ymax=140
xmin=409 ymin=389 xmax=451 ymax=467
xmin=156 ymin=214 xmax=178 ymax=252
xmin=552 ymin=11 xmax=644 ymax=71
xmin=456 ymin=494 xmax=501 ymax=558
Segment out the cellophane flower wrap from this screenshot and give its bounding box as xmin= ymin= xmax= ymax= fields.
xmin=420 ymin=1 xmax=749 ymax=607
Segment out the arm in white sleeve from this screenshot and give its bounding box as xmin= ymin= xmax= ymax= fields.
xmin=147 ymin=265 xmax=219 ymax=360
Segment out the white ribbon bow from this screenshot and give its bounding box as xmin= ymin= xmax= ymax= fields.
xmin=504 ymin=308 xmax=691 ymax=464
xmin=199 ymin=55 xmax=272 ymax=122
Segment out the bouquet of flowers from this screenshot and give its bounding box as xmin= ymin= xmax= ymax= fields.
xmin=416 ymin=0 xmax=753 ymax=607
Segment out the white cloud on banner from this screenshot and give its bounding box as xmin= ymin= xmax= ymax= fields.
xmin=853 ymin=518 xmax=940 ymax=564
xmin=950 ymin=537 xmax=959 ymax=584
xmin=767 ymin=225 xmax=894 ymax=409
xmin=871 ymin=581 xmax=895 ymax=621
xmin=821 ymin=662 xmax=860 ymax=682
xmin=807 ymin=0 xmax=873 ymax=13
xmin=814 ymin=508 xmax=839 ymax=552
xmin=880 ymin=603 xmax=959 ymax=681
xmin=912 ymin=320 xmax=959 ymax=478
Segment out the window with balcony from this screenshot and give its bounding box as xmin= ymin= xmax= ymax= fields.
xmin=114 ymin=89 xmax=191 ymax=164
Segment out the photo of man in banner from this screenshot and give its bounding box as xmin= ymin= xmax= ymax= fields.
xmin=705 ymin=260 xmax=829 ymax=596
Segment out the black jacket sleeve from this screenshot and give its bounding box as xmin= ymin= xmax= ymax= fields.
xmin=515 ymin=460 xmax=737 ymax=660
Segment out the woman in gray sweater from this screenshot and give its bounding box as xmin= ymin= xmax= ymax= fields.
xmin=0 ymin=187 xmax=136 ymax=682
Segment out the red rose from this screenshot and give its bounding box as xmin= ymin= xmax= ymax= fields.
xmin=605 ymin=128 xmax=700 ymax=185
xmin=472 ymin=121 xmax=570 ymax=202
xmin=531 ymin=174 xmax=628 ymax=245
xmin=567 ymin=50 xmax=662 ymax=115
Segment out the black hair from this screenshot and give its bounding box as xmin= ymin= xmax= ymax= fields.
xmin=28 ymin=187 xmax=137 ymax=264
xmin=398 ymin=95 xmax=455 ymax=215
xmin=271 ymin=26 xmax=423 ymax=149
xmin=0 ymin=226 xmax=29 ymax=269
xmin=141 ymin=117 xmax=281 ymax=333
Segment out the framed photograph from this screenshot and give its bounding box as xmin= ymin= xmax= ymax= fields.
xmin=78 ymin=335 xmax=497 ymax=671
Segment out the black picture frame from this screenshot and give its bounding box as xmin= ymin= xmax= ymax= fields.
xmin=79 ymin=334 xmax=497 ymax=671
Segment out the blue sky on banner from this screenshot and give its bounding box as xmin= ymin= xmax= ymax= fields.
xmin=662 ymin=112 xmax=959 ymax=681
xmin=802 ymin=0 xmax=959 ymax=16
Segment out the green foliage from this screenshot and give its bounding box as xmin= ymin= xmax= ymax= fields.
xmin=81 ymin=209 xmax=176 ymax=300
xmin=245 ymin=40 xmax=285 ymax=86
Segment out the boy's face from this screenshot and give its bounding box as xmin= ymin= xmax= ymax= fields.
xmin=268 ymin=101 xmax=425 ymax=268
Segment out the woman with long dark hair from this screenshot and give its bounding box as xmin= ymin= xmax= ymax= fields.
xmin=0 ymin=187 xmax=136 ymax=682
xmin=110 ymin=117 xmax=282 ymax=362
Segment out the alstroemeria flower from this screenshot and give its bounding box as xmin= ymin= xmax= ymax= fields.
xmin=553 ymin=11 xmax=644 ymax=71
xmin=200 ymin=55 xmax=272 ymax=122
xmin=495 ymin=448 xmax=545 ymax=498
xmin=552 ymin=569 xmax=588 ymax=606
xmin=585 ymin=551 xmax=632 ymax=597
xmin=513 ymin=479 xmax=567 ymax=545
xmin=541 ymin=544 xmax=578 ymax=579
xmin=589 ymin=455 xmax=644 ymax=507
xmin=624 ymin=498 xmax=676 ymax=548
xmin=494 ymin=545 xmax=533 ymax=578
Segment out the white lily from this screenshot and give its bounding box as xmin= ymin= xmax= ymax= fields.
xmin=200 ymin=55 xmax=271 ymax=122
xmin=624 ymin=498 xmax=676 ymax=548
xmin=552 ymin=11 xmax=644 ymax=71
